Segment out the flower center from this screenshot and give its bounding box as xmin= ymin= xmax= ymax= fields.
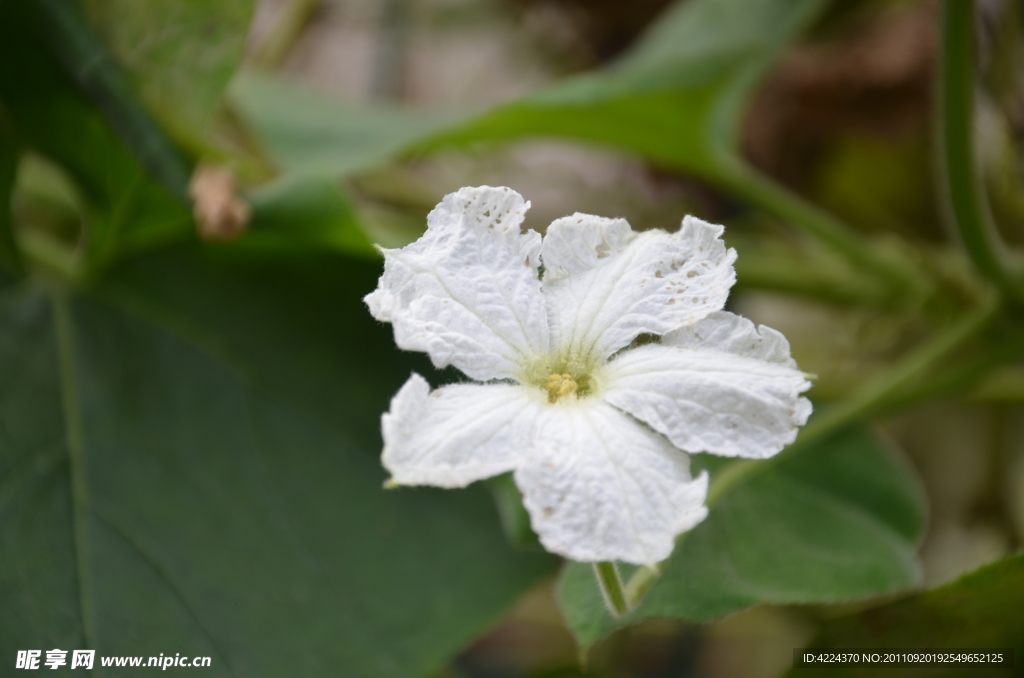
xmin=545 ymin=373 xmax=578 ymax=403
xmin=521 ymin=352 xmax=599 ymax=403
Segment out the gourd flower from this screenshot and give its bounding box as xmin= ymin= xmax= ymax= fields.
xmin=366 ymin=186 xmax=811 ymax=565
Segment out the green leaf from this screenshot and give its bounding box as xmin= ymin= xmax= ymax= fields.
xmin=0 ymin=1 xmax=193 ymax=270
xmin=241 ymin=173 xmax=376 ymax=257
xmin=556 ymin=427 xmax=927 ymax=652
xmin=34 ymin=0 xmax=192 ymax=200
xmin=788 ymin=553 xmax=1024 ymax=678
xmin=230 ymin=70 xmax=470 ymax=177
xmin=92 ymin=244 xmax=405 ymax=440
xmin=0 ymin=264 xmax=555 ymax=676
xmin=79 ymin=0 xmax=255 ymax=151
xmin=412 ymin=0 xmax=825 ymax=178
xmin=232 ymin=0 xmax=823 ymax=181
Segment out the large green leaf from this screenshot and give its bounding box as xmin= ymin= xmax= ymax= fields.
xmin=230 ymin=71 xmax=470 ymax=177
xmin=92 ymin=244 xmax=409 ymax=442
xmin=787 ymin=554 xmax=1024 ymax=678
xmin=80 ymin=0 xmax=254 ymax=150
xmin=0 ymin=1 xmax=193 ymax=270
xmin=0 ymin=255 xmax=555 ymax=676
xmin=557 ymin=427 xmax=927 ymax=652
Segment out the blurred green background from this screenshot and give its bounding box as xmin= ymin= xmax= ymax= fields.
xmin=1 ymin=0 xmax=1023 ymax=676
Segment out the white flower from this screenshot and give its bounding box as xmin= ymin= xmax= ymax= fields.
xmin=365 ymin=186 xmax=812 ymax=565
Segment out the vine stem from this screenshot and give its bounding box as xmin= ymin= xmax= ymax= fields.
xmin=939 ymin=0 xmax=1024 ymax=303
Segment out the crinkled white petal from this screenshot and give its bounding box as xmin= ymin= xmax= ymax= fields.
xmin=365 ymin=186 xmax=549 ymax=381
xmin=601 ymin=311 xmax=813 ymax=459
xmin=514 ymin=400 xmax=708 ymax=565
xmin=540 ymin=213 xmax=736 ymax=361
xmin=382 ymin=374 xmax=543 ymax=488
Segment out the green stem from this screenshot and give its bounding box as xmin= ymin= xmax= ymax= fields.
xmin=716 ymin=158 xmax=927 ymax=299
xmin=251 ymin=0 xmax=323 ymax=69
xmin=939 ymin=0 xmax=1024 ymax=303
xmin=734 ymin=257 xmax=892 ymax=308
xmin=593 ymin=562 xmax=630 ymax=617
xmin=888 ymin=329 xmax=1024 ymax=408
xmin=706 ymin=295 xmax=1001 ymax=505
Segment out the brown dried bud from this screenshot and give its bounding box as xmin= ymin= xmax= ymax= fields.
xmin=188 ymin=165 xmax=251 ymax=241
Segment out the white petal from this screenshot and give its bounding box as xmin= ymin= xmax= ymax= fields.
xmin=365 ymin=186 xmax=549 ymax=381
xmin=541 ymin=214 xmax=736 ymax=361
xmin=382 ymin=374 xmax=543 ymax=488
xmin=602 ymin=311 xmax=813 ymax=459
xmin=515 ymin=400 xmax=708 ymax=565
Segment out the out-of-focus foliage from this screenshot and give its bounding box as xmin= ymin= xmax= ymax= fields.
xmin=416 ymin=0 xmax=824 ymax=177
xmin=788 ymin=553 xmax=1024 ymax=677
xmin=79 ymin=0 xmax=253 ymax=150
xmin=557 ymin=427 xmax=926 ymax=651
xmin=232 ymin=72 xmax=468 ymax=177
xmin=243 ymin=173 xmax=376 ymax=256
xmin=0 ymin=1 xmax=192 ymax=270
xmin=234 ymin=0 xmax=825 ymax=181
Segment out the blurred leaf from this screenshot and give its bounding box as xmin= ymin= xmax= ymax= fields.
xmin=232 ymin=0 xmax=824 ymax=180
xmin=34 ymin=0 xmax=191 ymax=200
xmin=0 ymin=260 xmax=555 ymax=676
xmin=0 ymin=123 xmax=20 ymax=274
xmin=241 ymin=173 xmax=375 ymax=257
xmin=414 ymin=0 xmax=826 ymax=178
xmin=487 ymin=474 xmax=541 ymax=551
xmin=93 ymin=245 xmax=403 ymax=441
xmin=787 ymin=553 xmax=1024 ymax=678
xmin=232 ymin=0 xmax=825 ymax=180
xmin=557 ymin=427 xmax=927 ymax=652
xmin=0 ymin=1 xmax=193 ymax=269
xmin=815 ymin=132 xmax=942 ymax=242
xmin=79 ymin=0 xmax=254 ymax=151
xmin=230 ymin=71 xmax=470 ymax=177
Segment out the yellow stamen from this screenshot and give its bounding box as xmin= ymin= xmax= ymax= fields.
xmin=546 ymin=373 xmax=578 ymax=403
